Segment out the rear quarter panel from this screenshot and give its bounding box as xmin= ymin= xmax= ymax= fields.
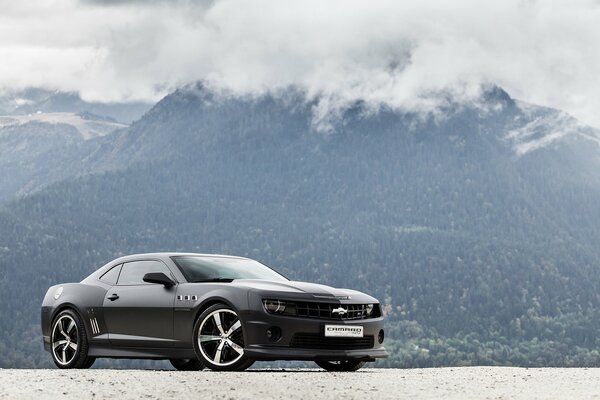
xmin=41 ymin=282 xmax=108 ymax=350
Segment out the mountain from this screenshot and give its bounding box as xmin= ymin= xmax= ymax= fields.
xmin=0 ymin=120 xmax=101 ymax=204
xmin=0 ymin=88 xmax=152 ymax=124
xmin=2 ymin=85 xmax=600 ymax=368
xmin=0 ymin=89 xmax=153 ymax=204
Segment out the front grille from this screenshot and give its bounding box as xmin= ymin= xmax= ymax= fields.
xmin=294 ymin=302 xmax=380 ymax=320
xmin=290 ymin=333 xmax=374 ymax=350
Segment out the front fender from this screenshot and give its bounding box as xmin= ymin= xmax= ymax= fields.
xmin=173 ymin=283 xmax=250 ymax=347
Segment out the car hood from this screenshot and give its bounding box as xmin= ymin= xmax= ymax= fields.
xmin=232 ymin=279 xmax=378 ymax=303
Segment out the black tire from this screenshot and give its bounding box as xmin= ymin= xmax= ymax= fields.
xmin=50 ymin=309 xmax=94 ymax=369
xmin=81 ymin=357 xmax=96 ymax=369
xmin=315 ymin=360 xmax=366 ymax=372
xmin=193 ymin=304 xmax=255 ymax=371
xmin=170 ymin=358 xmax=205 ymax=371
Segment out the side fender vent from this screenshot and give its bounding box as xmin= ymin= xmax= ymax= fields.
xmin=90 ymin=317 xmax=100 ymax=335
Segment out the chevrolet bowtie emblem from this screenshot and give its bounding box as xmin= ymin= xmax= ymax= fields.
xmin=332 ymin=307 xmax=347 ymax=315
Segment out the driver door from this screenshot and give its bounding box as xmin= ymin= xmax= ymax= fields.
xmin=102 ymin=260 xmax=177 ymax=347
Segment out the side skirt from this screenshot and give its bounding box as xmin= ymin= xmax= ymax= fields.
xmin=88 ymin=345 xmax=196 ymax=360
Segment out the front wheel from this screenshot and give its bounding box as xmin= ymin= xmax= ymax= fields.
xmin=170 ymin=358 xmax=204 ymax=371
xmin=315 ymin=360 xmax=366 ymax=372
xmin=193 ymin=304 xmax=255 ymax=371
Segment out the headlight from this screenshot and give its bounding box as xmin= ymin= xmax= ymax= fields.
xmin=365 ymin=304 xmax=374 ymax=316
xmin=263 ymin=299 xmax=286 ymax=313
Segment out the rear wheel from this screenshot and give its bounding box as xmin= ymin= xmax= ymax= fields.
xmin=193 ymin=304 xmax=254 ymax=371
xmin=82 ymin=357 xmax=96 ymax=369
xmin=50 ymin=309 xmax=94 ymax=369
xmin=315 ymin=360 xmax=366 ymax=372
xmin=170 ymin=358 xmax=204 ymax=371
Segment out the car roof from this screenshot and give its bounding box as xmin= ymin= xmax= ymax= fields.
xmin=110 ymin=252 xmax=249 ymax=263
xmin=82 ymin=252 xmax=252 ymax=284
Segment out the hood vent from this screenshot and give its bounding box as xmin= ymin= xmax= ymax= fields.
xmin=312 ymin=295 xmax=351 ymax=300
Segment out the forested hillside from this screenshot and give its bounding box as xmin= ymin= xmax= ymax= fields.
xmin=0 ymin=88 xmax=152 ymax=203
xmin=1 ymin=86 xmax=600 ymax=367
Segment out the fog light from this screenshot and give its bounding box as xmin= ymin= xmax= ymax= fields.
xmin=266 ymin=326 xmax=282 ymax=342
xmin=378 ymin=329 xmax=384 ymax=344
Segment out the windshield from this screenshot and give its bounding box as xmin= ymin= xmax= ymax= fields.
xmin=172 ymin=256 xmax=288 ymax=283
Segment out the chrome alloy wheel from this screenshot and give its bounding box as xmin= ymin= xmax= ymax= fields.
xmin=51 ymin=315 xmax=79 ymax=366
xmin=197 ymin=309 xmax=244 ymax=367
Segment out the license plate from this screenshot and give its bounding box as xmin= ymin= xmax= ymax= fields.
xmin=324 ymin=325 xmax=364 ymax=337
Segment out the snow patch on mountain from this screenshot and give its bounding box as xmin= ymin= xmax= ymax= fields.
xmin=0 ymin=112 xmax=126 ymax=140
xmin=507 ymin=102 xmax=600 ymax=156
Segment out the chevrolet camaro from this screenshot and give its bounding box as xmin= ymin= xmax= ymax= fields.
xmin=41 ymin=253 xmax=387 ymax=371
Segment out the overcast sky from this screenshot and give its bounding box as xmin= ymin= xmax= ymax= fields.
xmin=1 ymin=0 xmax=599 ymax=127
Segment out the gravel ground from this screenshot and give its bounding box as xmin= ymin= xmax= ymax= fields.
xmin=1 ymin=367 xmax=600 ymax=399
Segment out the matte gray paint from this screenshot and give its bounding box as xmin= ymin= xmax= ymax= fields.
xmin=42 ymin=253 xmax=387 ymax=362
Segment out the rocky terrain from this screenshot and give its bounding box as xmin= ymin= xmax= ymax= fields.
xmin=0 ymin=367 xmax=598 ymax=399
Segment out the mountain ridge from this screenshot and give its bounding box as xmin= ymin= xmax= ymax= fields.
xmin=0 ymin=88 xmax=152 ymax=124
xmin=1 ymin=85 xmax=600 ymax=368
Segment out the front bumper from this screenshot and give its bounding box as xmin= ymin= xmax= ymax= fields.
xmin=240 ymin=307 xmax=388 ymax=362
xmin=244 ymin=344 xmax=388 ymax=361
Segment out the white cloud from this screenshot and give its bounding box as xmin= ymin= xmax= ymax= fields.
xmin=1 ymin=0 xmax=600 ymax=127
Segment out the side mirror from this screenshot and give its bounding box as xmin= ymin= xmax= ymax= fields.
xmin=143 ymin=272 xmax=175 ymax=287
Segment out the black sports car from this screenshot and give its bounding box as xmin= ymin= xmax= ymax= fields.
xmin=41 ymin=253 xmax=388 ymax=371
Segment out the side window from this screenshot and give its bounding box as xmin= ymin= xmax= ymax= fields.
xmin=117 ymin=260 xmax=173 ymax=286
xmin=99 ymin=264 xmax=122 ymax=285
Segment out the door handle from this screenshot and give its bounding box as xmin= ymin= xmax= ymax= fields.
xmin=107 ymin=293 xmax=119 ymax=301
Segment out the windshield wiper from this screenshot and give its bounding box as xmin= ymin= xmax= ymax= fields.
xmin=193 ymin=278 xmax=235 ymax=283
